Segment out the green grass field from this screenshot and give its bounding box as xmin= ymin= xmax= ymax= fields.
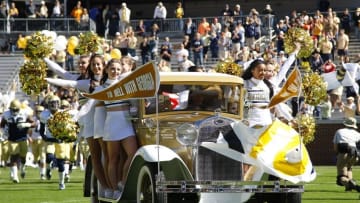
xmin=0 ymin=165 xmax=359 ymax=203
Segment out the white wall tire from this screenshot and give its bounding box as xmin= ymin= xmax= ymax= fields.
xmin=137 ymin=165 xmax=156 ymax=203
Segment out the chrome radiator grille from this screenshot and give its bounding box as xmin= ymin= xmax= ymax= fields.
xmin=195 ymin=117 xmax=243 ymax=181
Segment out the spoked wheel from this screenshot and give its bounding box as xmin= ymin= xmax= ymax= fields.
xmin=137 ymin=164 xmax=157 ymax=203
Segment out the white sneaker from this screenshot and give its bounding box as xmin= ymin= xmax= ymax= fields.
xmin=12 ymin=177 xmax=19 ymax=183
xmin=104 ymin=189 xmax=113 ymax=199
xmin=59 ymin=184 xmax=66 ymax=190
xmin=113 ymin=190 xmax=122 ymax=200
xmin=65 ymin=174 xmax=70 ymax=183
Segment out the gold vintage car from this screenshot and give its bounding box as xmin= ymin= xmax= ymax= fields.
xmin=84 ymin=71 xmax=303 ymax=203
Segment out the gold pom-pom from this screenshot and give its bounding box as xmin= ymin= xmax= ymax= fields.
xmin=300 ymin=61 xmax=311 ymax=71
xmin=215 ymin=58 xmax=243 ymax=76
xmin=19 ymin=59 xmax=48 ymax=96
xmin=284 ymin=27 xmax=314 ymax=59
xmin=302 ymin=71 xmax=327 ymax=106
xmin=75 ymin=31 xmax=102 ymax=55
xmin=296 ymin=113 xmax=316 ymax=145
xmin=23 ymin=31 xmax=54 ymax=59
xmin=47 ymin=111 xmax=79 ymax=143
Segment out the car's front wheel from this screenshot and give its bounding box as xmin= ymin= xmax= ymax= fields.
xmin=136 ymin=164 xmax=165 ymax=203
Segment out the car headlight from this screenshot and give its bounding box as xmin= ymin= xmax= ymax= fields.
xmin=176 ymin=123 xmax=198 ymax=146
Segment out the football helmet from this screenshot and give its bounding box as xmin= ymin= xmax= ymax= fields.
xmin=9 ymin=99 xmax=21 ymax=115
xmin=60 ymin=100 xmax=70 ymax=109
xmin=48 ymin=95 xmax=60 ymax=111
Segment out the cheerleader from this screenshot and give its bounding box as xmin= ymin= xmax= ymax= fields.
xmin=95 ymin=58 xmax=137 ymax=200
xmin=45 ymin=54 xmax=111 ymax=196
xmin=242 ymin=59 xmax=272 ymax=127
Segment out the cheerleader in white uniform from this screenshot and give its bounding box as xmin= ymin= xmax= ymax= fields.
xmin=45 ymin=54 xmax=111 ymax=196
xmin=263 ymin=43 xmax=301 ymax=122
xmin=98 ymin=58 xmax=137 ymax=200
xmin=242 ymin=59 xmax=273 ymax=127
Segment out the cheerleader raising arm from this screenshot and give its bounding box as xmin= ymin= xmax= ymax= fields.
xmin=44 ymin=58 xmax=77 ymax=80
xmin=45 ymin=78 xmax=91 ymax=92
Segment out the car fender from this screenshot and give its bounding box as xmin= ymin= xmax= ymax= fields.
xmin=121 ymin=145 xmax=194 ymax=201
xmin=134 ymin=144 xmax=182 ymax=162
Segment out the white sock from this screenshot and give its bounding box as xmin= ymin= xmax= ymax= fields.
xmin=64 ymin=163 xmax=70 ymax=175
xmin=59 ymin=172 xmax=65 ymax=185
xmin=11 ymin=166 xmax=18 ymax=179
xmin=40 ymin=167 xmax=46 ymax=175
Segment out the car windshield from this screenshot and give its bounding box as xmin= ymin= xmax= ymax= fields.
xmin=145 ymin=84 xmax=241 ymax=115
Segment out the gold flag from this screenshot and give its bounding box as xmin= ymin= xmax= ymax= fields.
xmin=268 ymin=68 xmax=301 ymax=108
xmin=83 ymin=62 xmax=160 ymax=101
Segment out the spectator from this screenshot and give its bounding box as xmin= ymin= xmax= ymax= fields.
xmin=233 ymin=4 xmax=243 ymax=17
xmin=262 ymin=4 xmax=275 ymax=29
xmin=197 ymin=17 xmax=210 ymax=36
xmin=162 ymin=36 xmax=172 ymax=52
xmin=231 ymin=22 xmax=245 ymax=56
xmin=127 ymin=31 xmax=137 ymax=57
xmin=135 ymin=19 xmax=146 ymax=38
xmin=119 ymin=32 xmax=129 ymax=56
xmin=153 ymin=2 xmax=167 ymax=31
xmin=175 ymin=43 xmax=189 ymax=64
xmin=25 ymin=0 xmax=36 ymax=18
xmin=244 ymin=17 xmax=256 ymax=47
xmin=221 ymin=4 xmax=232 ymax=25
xmin=252 ymin=13 xmax=262 ymax=40
xmin=309 ymin=49 xmax=324 ymax=73
xmin=183 ymin=17 xmax=196 ymax=40
xmin=318 ymin=95 xmax=332 ymax=119
xmin=51 ymin=0 xmax=62 ymax=17
xmin=179 ymin=54 xmax=195 ymax=72
xmin=174 ymin=2 xmax=184 ymax=31
xmin=210 ymin=17 xmax=222 ymax=37
xmin=202 ymin=31 xmax=211 ymax=62
xmin=322 ymin=59 xmax=336 ymax=73
xmin=218 ymin=31 xmax=230 ymax=60
xmin=89 ymin=5 xmax=101 ymax=32
xmin=337 ymin=29 xmax=349 ymax=63
xmin=192 ymin=32 xmax=204 ymax=66
xmin=159 ymin=44 xmax=172 ymax=64
xmin=105 ymin=6 xmax=120 ymax=39
xmin=149 ymin=23 xmax=159 ymax=39
xmin=80 ymin=8 xmax=90 ymax=29
xmin=8 ymin=2 xmax=18 ymax=30
xmin=65 ymin=52 xmax=74 ymax=72
xmin=342 ymin=97 xmax=358 ymax=118
xmin=119 ymin=2 xmax=131 ymax=34
xmin=182 ymin=35 xmax=192 ymax=59
xmin=209 ymin=32 xmax=219 ymax=59
xmin=340 ymin=8 xmax=351 ymax=35
xmin=148 ymin=35 xmax=157 ymax=60
xmin=276 ymin=31 xmax=285 ymax=53
xmin=71 ymin=1 xmax=83 ymax=28
xmin=158 ymin=59 xmax=171 ymax=72
xmin=38 ymin=1 xmax=48 ymax=18
xmin=0 ymin=0 xmax=7 ymax=18
xmin=312 ymin=17 xmax=323 ymax=42
xmin=354 ymin=8 xmax=360 ymax=39
xmin=319 ymin=34 xmax=333 ymax=62
xmin=139 ymin=36 xmax=150 ymax=65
